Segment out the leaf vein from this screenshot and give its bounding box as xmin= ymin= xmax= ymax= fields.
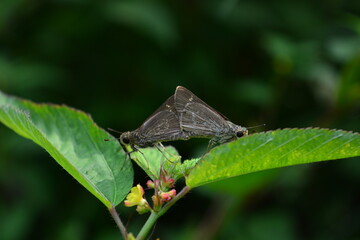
xmin=301 ymin=134 xmax=343 ymax=158
xmin=271 ymin=133 xmax=325 ymax=163
xmin=58 ymin=109 xmax=113 ymax=204
xmin=326 ymin=135 xmax=359 ymax=156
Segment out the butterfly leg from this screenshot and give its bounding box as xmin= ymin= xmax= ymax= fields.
xmin=121 ymin=144 xmax=151 ymax=170
xmin=207 ymin=139 xmax=218 ymax=152
xmin=118 ymin=143 xmax=135 ymax=170
xmin=154 ymin=143 xmax=176 ymax=163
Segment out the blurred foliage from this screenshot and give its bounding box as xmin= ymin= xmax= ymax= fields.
xmin=0 ymin=0 xmax=359 ymax=239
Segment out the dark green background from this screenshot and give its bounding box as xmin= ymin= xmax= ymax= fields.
xmin=1 ymin=0 xmax=359 ymax=239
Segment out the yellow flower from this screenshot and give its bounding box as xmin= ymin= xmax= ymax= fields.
xmin=124 ymin=184 xmax=151 ymax=214
xmin=124 ymin=184 xmax=145 ymax=207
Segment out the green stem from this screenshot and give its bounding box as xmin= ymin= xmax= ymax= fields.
xmin=136 ymin=211 xmax=159 ymax=240
xmin=135 ymin=186 xmax=191 ymax=240
xmin=109 ymin=206 xmax=128 ymax=240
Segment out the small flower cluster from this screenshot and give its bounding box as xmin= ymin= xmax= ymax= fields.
xmin=124 ymin=174 xmax=177 ymax=214
xmin=124 ymin=184 xmax=151 ymax=214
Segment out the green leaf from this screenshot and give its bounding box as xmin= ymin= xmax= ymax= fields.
xmin=178 ymin=158 xmax=200 ymax=177
xmin=186 ymin=128 xmax=360 ymax=188
xmin=0 ymin=91 xmax=133 ymax=208
xmin=129 ymin=145 xmax=200 ymax=182
xmin=129 ymin=146 xmax=180 ymax=180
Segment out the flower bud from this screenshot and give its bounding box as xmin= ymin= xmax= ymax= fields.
xmin=164 ymin=177 xmax=175 ymax=188
xmin=160 ymin=189 xmax=176 ymax=202
xmin=146 ymin=180 xmax=155 ymax=189
xmin=136 ymin=203 xmax=151 ymax=214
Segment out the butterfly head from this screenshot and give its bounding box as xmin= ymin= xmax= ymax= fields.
xmin=235 ymin=126 xmax=248 ymax=138
xmin=120 ymin=130 xmax=153 ymax=149
xmin=218 ymin=122 xmax=248 ymax=144
xmin=120 ymin=131 xmax=132 ymax=146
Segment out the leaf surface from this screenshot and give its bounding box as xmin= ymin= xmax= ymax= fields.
xmin=129 ymin=146 xmax=200 ymax=182
xmin=186 ymin=128 xmax=360 ymax=188
xmin=0 ymin=91 xmax=133 ymax=208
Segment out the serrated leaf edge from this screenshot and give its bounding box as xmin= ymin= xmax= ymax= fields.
xmin=187 ymin=127 xmax=360 ymax=188
xmin=0 ymin=105 xmax=114 ymax=207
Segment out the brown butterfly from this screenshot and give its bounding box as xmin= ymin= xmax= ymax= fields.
xmin=119 ymin=86 xmax=248 ymax=150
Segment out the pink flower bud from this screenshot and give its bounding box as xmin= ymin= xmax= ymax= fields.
xmin=164 ymin=178 xmax=175 ymax=188
xmin=160 ymin=189 xmax=177 ymax=202
xmin=146 ymin=180 xmax=155 ymax=189
xmin=167 ymin=189 xmax=176 ymax=198
xmin=161 ymin=192 xmax=171 ymax=201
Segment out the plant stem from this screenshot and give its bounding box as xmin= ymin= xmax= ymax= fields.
xmin=136 ymin=211 xmax=159 ymax=240
xmin=135 ymin=186 xmax=191 ymax=240
xmin=109 ymin=206 xmax=128 ymax=240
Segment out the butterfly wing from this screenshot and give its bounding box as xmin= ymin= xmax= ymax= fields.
xmin=174 ymin=86 xmax=231 ymax=137
xmin=137 ymin=95 xmax=185 ymax=143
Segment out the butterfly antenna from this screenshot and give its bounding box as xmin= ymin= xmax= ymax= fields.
xmin=107 ymin=128 xmax=123 ymax=134
xmin=246 ymin=124 xmax=266 ymax=129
